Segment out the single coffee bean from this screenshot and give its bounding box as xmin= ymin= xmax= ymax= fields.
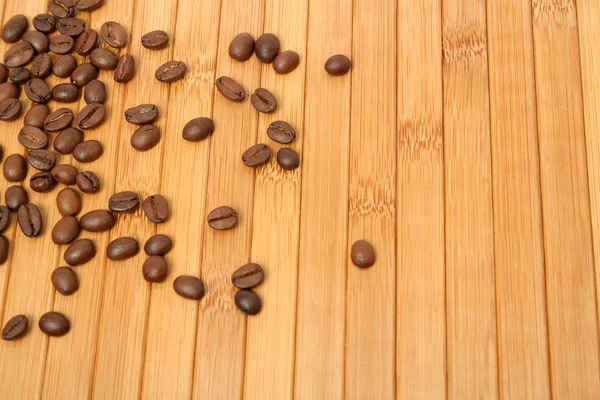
xmin=229 ymin=33 xmax=255 ymax=62
xmin=108 ymin=191 xmax=139 ymax=213
xmin=18 ymin=203 xmax=42 ymax=237
xmin=267 ymin=120 xmax=296 ymax=144
xmin=255 ymin=33 xmax=280 ymax=64
xmin=49 ymin=34 xmax=75 ymax=55
xmin=90 ymin=48 xmax=118 ymax=70
xmin=58 ymin=17 xmax=85 ymax=37
xmin=39 ymin=312 xmax=70 ymax=337
xmin=325 ymin=54 xmax=351 ymax=76
xmin=0 ymin=235 xmax=7 ymax=265
xmin=31 ymin=53 xmax=53 ymax=78
xmin=131 ymin=125 xmax=160 ymax=151
xmin=173 ymin=275 xmax=204 ymax=300
xmin=75 ymin=29 xmax=97 ymax=56
xmin=53 ymin=55 xmax=78 ymax=78
xmin=52 ymin=83 xmax=79 ymax=103
xmin=51 ymin=164 xmax=78 ymax=185
xmin=64 ymin=238 xmax=95 ymax=266
xmin=23 ymin=31 xmax=50 ymax=53
xmin=2 ymin=315 xmax=28 ymax=341
xmin=44 ymin=107 xmax=74 ymax=132
xmin=144 ymin=234 xmax=172 ymax=256
xmin=235 ymin=290 xmax=262 ymax=315
xmin=2 ymin=15 xmax=28 ymax=43
xmin=155 ymin=60 xmax=187 ymax=83
xmin=101 ymin=21 xmax=127 ymax=48
xmin=84 ymin=79 xmax=106 ymax=104
xmin=25 ymin=79 xmax=52 ymax=104
xmin=24 ymin=104 xmax=50 ymax=128
xmin=142 ymin=256 xmax=169 ymax=283
xmin=277 ymin=148 xmax=300 ymax=171
xmin=350 ymin=240 xmax=376 ymax=268
xmin=142 ymin=194 xmax=168 ymax=223
xmin=251 ymin=88 xmax=277 ymax=113
xmin=51 ymin=216 xmax=80 ymax=245
xmin=242 ymin=143 xmax=271 ymax=167
xmin=75 ymin=0 xmax=104 ymax=11
xmin=3 ymin=154 xmax=27 ymax=182
xmin=27 ymin=149 xmax=57 ymax=171
xmin=70 ymin=62 xmax=99 ymax=87
xmin=0 ymin=64 xmax=8 ymax=83
xmin=49 ymin=0 xmax=75 ymax=18
xmin=114 ymin=54 xmax=135 ymax=83
xmin=5 ymin=185 xmax=28 ymax=211
xmin=56 ymin=187 xmax=81 ymax=216
xmin=141 ymin=30 xmax=169 ymax=50
xmin=77 ymin=103 xmax=105 ymax=130
xmin=0 ymin=98 xmax=22 ymax=121
xmin=182 ymin=117 xmax=213 ymax=142
xmin=0 ymin=82 xmax=19 ymax=101
xmin=9 ymin=67 xmax=31 ymax=84
xmin=80 ymin=209 xmax=114 ymax=232
xmin=207 ymin=206 xmax=238 ymax=230
xmin=76 ymin=171 xmax=100 ymax=194
xmin=106 ymin=237 xmax=139 ymax=261
xmin=273 ymin=50 xmax=300 ymax=74
xmin=30 ymin=172 xmax=56 ymax=192
xmin=18 ymin=126 xmax=49 ymax=149
xmin=54 ymin=127 xmax=83 ymax=154
xmin=73 ymin=140 xmax=103 ymax=162
xmin=231 ymin=263 xmax=264 ymax=289
xmin=0 ymin=206 xmax=11 ymax=233
xmin=125 ymin=104 xmax=159 ymax=125
xmin=33 ymin=14 xmax=56 ymax=34
xmin=51 ymin=267 xmax=79 ymax=295
xmin=216 ymin=76 xmax=246 ymax=102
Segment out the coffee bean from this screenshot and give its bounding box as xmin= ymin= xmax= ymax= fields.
xmin=182 ymin=117 xmax=213 ymax=142
xmin=49 ymin=34 xmax=75 ymax=55
xmin=207 ymin=206 xmax=238 ymax=230
xmin=267 ymin=120 xmax=296 ymax=144
xmin=231 ymin=263 xmax=264 ymax=289
xmin=57 ymin=187 xmax=81 ymax=216
xmin=2 ymin=15 xmax=28 ymax=43
xmin=216 ymin=76 xmax=246 ymax=102
xmin=18 ymin=126 xmax=49 ymax=149
xmin=0 ymin=64 xmax=8 ymax=83
xmin=80 ymin=209 xmax=114 ymax=232
xmin=142 ymin=194 xmax=168 ymax=223
xmin=90 ymin=48 xmax=118 ymax=70
xmin=114 ymin=54 xmax=135 ymax=83
xmin=24 ymin=104 xmax=50 ymax=128
xmin=173 ymin=275 xmax=204 ymax=300
xmin=31 ymin=53 xmax=53 ymax=78
xmin=106 ymin=237 xmax=139 ymax=261
xmin=54 ymin=127 xmax=83 ymax=154
xmin=144 ymin=234 xmax=172 ymax=256
xmin=131 ymin=125 xmax=160 ymax=151
xmin=3 ymin=154 xmax=27 ymax=182
xmin=84 ymin=79 xmax=106 ymax=104
xmin=242 ymin=143 xmax=271 ymax=167
xmin=76 ymin=171 xmax=100 ymax=194
xmin=2 ymin=315 xmax=28 ymax=341
xmin=0 ymin=98 xmax=22 ymax=121
xmin=125 ymin=104 xmax=159 ymax=125
xmin=52 ymin=83 xmax=79 ymax=103
xmin=0 ymin=235 xmax=7 ymax=265
xmin=27 ymin=149 xmax=56 ymax=171
xmin=58 ymin=17 xmax=85 ymax=37
xmin=53 ymin=55 xmax=78 ymax=78
xmin=51 ymin=267 xmax=79 ymax=295
xmin=277 ymin=148 xmax=300 ymax=171
xmin=141 ymin=30 xmax=169 ymax=50
xmin=44 ymin=107 xmax=74 ymax=132
xmin=100 ymin=21 xmax=127 ymax=48
xmin=51 ymin=216 xmax=80 ymax=245
xmin=39 ymin=312 xmax=70 ymax=337
xmin=23 ymin=31 xmax=50 ymax=53
xmin=251 ymin=88 xmax=277 ymax=113
xmin=33 ymin=14 xmax=56 ymax=34
xmin=0 ymin=206 xmax=11 ymax=233
xmin=73 ymin=140 xmax=103 ymax=162
xmin=64 ymin=238 xmax=95 ymax=266
xmin=75 ymin=29 xmax=97 ymax=56
xmin=350 ymin=240 xmax=376 ymax=268
xmin=51 ymin=164 xmax=78 ymax=185
xmin=25 ymin=79 xmax=52 ymax=104
xmin=255 ymin=33 xmax=280 ymax=64
xmin=155 ymin=61 xmax=187 ymax=83
xmin=75 ymin=0 xmax=104 ymax=11
xmin=70 ymin=62 xmax=99 ymax=87
xmin=234 ymin=290 xmax=262 ymax=315
xmin=107 ymin=191 xmax=138 ymax=214
xmin=229 ymin=33 xmax=255 ymax=62
xmin=325 ymin=55 xmax=351 ymax=76
xmin=142 ymin=256 xmax=169 ymax=283
xmin=49 ymin=0 xmax=75 ymax=18
xmin=77 ymin=103 xmax=106 ymax=130
xmin=9 ymin=67 xmax=31 ymax=84
xmin=30 ymin=172 xmax=56 ymax=192
xmin=273 ymin=50 xmax=300 ymax=74
xmin=5 ymin=185 xmax=28 ymax=211
xmin=18 ymin=203 xmax=42 ymax=237
xmin=0 ymin=82 xmax=19 ymax=101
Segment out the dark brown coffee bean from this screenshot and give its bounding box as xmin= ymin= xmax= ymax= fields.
xmin=144 ymin=234 xmax=172 ymax=256
xmin=39 ymin=312 xmax=70 ymax=336
xmin=142 ymin=194 xmax=168 ymax=223
xmin=255 ymin=33 xmax=280 ymax=64
xmin=30 ymin=172 xmax=56 ymax=192
xmin=229 ymin=33 xmax=255 ymax=62
xmin=75 ymin=0 xmax=104 ymax=12
xmin=173 ymin=275 xmax=204 ymax=300
xmin=5 ymin=185 xmax=28 ymax=211
xmin=52 ymin=83 xmax=79 ymax=103
xmin=70 ymin=62 xmax=98 ymax=87
xmin=141 ymin=30 xmax=169 ymax=50
xmin=182 ymin=117 xmax=213 ymax=142
xmin=73 ymin=140 xmax=103 ymax=162
xmin=277 ymin=148 xmax=300 ymax=171
xmin=27 ymin=149 xmax=57 ymax=171
xmin=56 ymin=187 xmax=81 ymax=216
xmin=114 ymin=54 xmax=135 ymax=83
xmin=77 ymin=103 xmax=105 ymax=130
xmin=131 ymin=125 xmax=160 ymax=151
xmin=25 ymin=79 xmax=51 ymax=104
xmin=267 ymin=120 xmax=296 ymax=144
xmin=18 ymin=126 xmax=49 ymax=149
xmin=44 ymin=107 xmax=74 ymax=132
xmin=75 ymin=29 xmax=97 ymax=56
xmin=51 ymin=164 xmax=78 ymax=185
xmin=242 ymin=143 xmax=271 ymax=167
xmin=251 ymin=88 xmax=277 ymax=113
xmin=273 ymin=50 xmax=300 ymax=74
xmin=54 ymin=127 xmax=83 ymax=154
xmin=64 ymin=238 xmax=95 ymax=266
xmin=106 ymin=237 xmax=139 ymax=261
xmin=2 ymin=15 xmax=28 ymax=43
xmin=90 ymin=48 xmax=118 ymax=70
xmin=108 ymin=191 xmax=139 ymax=213
xmin=100 ymin=21 xmax=127 ymax=48
xmin=125 ymin=104 xmax=159 ymax=125
xmin=80 ymin=209 xmax=114 ymax=232
xmin=9 ymin=67 xmax=31 ymax=84
xmin=207 ymin=206 xmax=238 ymax=230
xmin=18 ymin=203 xmax=42 ymax=237
xmin=0 ymin=64 xmax=9 ymax=83
xmin=31 ymin=53 xmax=53 ymax=79
xmin=3 ymin=154 xmax=27 ymax=182
xmin=49 ymin=0 xmax=75 ymax=18
xmin=51 ymin=216 xmax=80 ymax=245
xmin=84 ymin=79 xmax=106 ymax=104
xmin=24 ymin=104 xmax=50 ymax=128
xmin=33 ymin=14 xmax=56 ymax=34
xmin=142 ymin=256 xmax=168 ymax=283
xmin=51 ymin=267 xmax=78 ymax=295
xmin=0 ymin=235 xmax=8 ymax=265
xmin=2 ymin=315 xmax=28 ymax=340
xmin=325 ymin=55 xmax=351 ymax=76
xmin=155 ymin=61 xmax=187 ymax=83
xmin=216 ymin=76 xmax=246 ymax=102
xmin=235 ymin=290 xmax=262 ymax=315
xmin=23 ymin=31 xmax=50 ymax=53
xmin=0 ymin=82 xmax=19 ymax=101
xmin=53 ymin=55 xmax=78 ymax=78
xmin=0 ymin=98 xmax=22 ymax=121
xmin=58 ymin=17 xmax=85 ymax=37
xmin=76 ymin=171 xmax=100 ymax=194
xmin=0 ymin=206 xmax=11 ymax=233
xmin=49 ymin=34 xmax=75 ymax=55
xmin=232 ymin=263 xmax=264 ymax=289
xmin=350 ymin=240 xmax=376 ymax=268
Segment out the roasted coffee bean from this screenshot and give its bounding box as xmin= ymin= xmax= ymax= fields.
xmin=182 ymin=117 xmax=213 ymax=142
xmin=30 ymin=172 xmax=56 ymax=192
xmin=277 ymin=148 xmax=300 ymax=171
xmin=0 ymin=64 xmax=8 ymax=83
xmin=267 ymin=120 xmax=296 ymax=144
xmin=18 ymin=126 xmax=49 ymax=150
xmin=76 ymin=103 xmax=105 ymax=130
xmin=39 ymin=312 xmax=70 ymax=337
xmin=255 ymin=33 xmax=280 ymax=64
xmin=0 ymin=206 xmax=10 ymax=233
xmin=141 ymin=30 xmax=169 ymax=50
xmin=23 ymin=31 xmax=50 ymax=53
xmin=100 ymin=21 xmax=127 ymax=48
xmin=131 ymin=125 xmax=160 ymax=151
xmin=49 ymin=34 xmax=75 ymax=55
xmin=2 ymin=15 xmax=28 ymax=43
xmin=173 ymin=275 xmax=204 ymax=300
xmin=33 ymin=14 xmax=56 ymax=34
xmin=27 ymin=149 xmax=56 ymax=171
xmin=215 ymin=76 xmax=245 ymax=102
xmin=80 ymin=209 xmax=114 ymax=232
xmin=84 ymin=79 xmax=106 ymax=104
xmin=207 ymin=206 xmax=238 ymax=230
xmin=51 ymin=267 xmax=79 ymax=295
xmin=44 ymin=107 xmax=74 ymax=132
xmin=108 ymin=191 xmax=139 ymax=213
xmin=229 ymin=33 xmax=255 ymax=62
xmin=2 ymin=315 xmax=28 ymax=340
xmin=106 ymin=237 xmax=139 ymax=261
xmin=155 ymin=60 xmax=186 ymax=83
xmin=3 ymin=154 xmax=27 ymax=182
xmin=0 ymin=98 xmax=22 ymax=121
xmin=4 ymin=42 xmax=35 ymax=68
xmin=18 ymin=203 xmax=42 ymax=237
xmin=9 ymin=67 xmax=31 ymax=84
xmin=90 ymin=48 xmax=118 ymax=70
xmin=142 ymin=256 xmax=168 ymax=283
xmin=53 ymin=55 xmax=78 ymax=78
xmin=54 ymin=127 xmax=83 ymax=154
xmin=73 ymin=140 xmax=103 ymax=162
xmin=70 ymin=62 xmax=98 ymax=87
xmin=232 ymin=263 xmax=264 ymax=289
xmin=31 ymin=53 xmax=53 ymax=78
xmin=144 ymin=234 xmax=172 ymax=256
xmin=52 ymin=83 xmax=79 ymax=103
xmin=325 ymin=55 xmax=351 ymax=76
xmin=5 ymin=185 xmax=28 ymax=211
xmin=75 ymin=29 xmax=97 ymax=56
xmin=76 ymin=171 xmax=100 ymax=194
xmin=273 ymin=50 xmax=300 ymax=74
xmin=0 ymin=82 xmax=19 ymax=101
xmin=142 ymin=194 xmax=168 ymax=223
xmin=56 ymin=187 xmax=81 ymax=216
xmin=24 ymin=104 xmax=50 ymax=128
xmin=251 ymin=88 xmax=277 ymax=113
xmin=125 ymin=104 xmax=159 ymax=125
xmin=64 ymin=238 xmax=95 ymax=266
xmin=0 ymin=235 xmax=7 ymax=265
xmin=51 ymin=164 xmax=78 ymax=185
xmin=49 ymin=0 xmax=75 ymax=18
xmin=235 ymin=290 xmax=262 ymax=315
xmin=350 ymin=240 xmax=376 ymax=268
xmin=242 ymin=143 xmax=271 ymax=167
xmin=58 ymin=17 xmax=85 ymax=37
xmin=114 ymin=54 xmax=134 ymax=83
xmin=75 ymin=0 xmax=104 ymax=12
xmin=25 ymin=79 xmax=52 ymax=104
xmin=51 ymin=216 xmax=80 ymax=245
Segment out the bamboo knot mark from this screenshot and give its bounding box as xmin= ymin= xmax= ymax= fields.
xmin=532 ymin=0 xmax=576 ymax=26
xmin=442 ymin=25 xmax=487 ymax=64
xmin=398 ymin=118 xmax=443 ymax=159
xmin=256 ymin=162 xmax=300 ymax=185
xmin=349 ymin=197 xmax=395 ymax=219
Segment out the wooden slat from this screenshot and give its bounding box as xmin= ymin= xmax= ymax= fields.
xmin=531 ymin=0 xmax=600 ymax=397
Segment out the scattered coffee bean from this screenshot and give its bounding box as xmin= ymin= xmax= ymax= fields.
xmin=25 ymin=78 xmax=52 ymax=104
xmin=73 ymin=140 xmax=103 ymax=163
xmin=76 ymin=171 xmax=100 ymax=194
xmin=64 ymin=238 xmax=96 ymax=266
xmin=90 ymin=48 xmax=118 ymax=70
xmin=51 ymin=216 xmax=80 ymax=245
xmin=27 ymin=149 xmax=57 ymax=171
xmin=70 ymin=62 xmax=99 ymax=87
xmin=273 ymin=50 xmax=300 ymax=74
xmin=39 ymin=312 xmax=70 ymax=337
xmin=18 ymin=126 xmax=49 ymax=150
xmin=52 ymin=83 xmax=79 ymax=103
xmin=216 ymin=76 xmax=246 ymax=102
xmin=2 ymin=315 xmax=28 ymax=341
xmin=350 ymin=240 xmax=376 ymax=268
xmin=33 ymin=14 xmax=56 ymax=34
xmin=142 ymin=194 xmax=168 ymax=223
xmin=51 ymin=164 xmax=79 ymax=185
xmin=255 ymin=33 xmax=280 ymax=64
xmin=18 ymin=203 xmax=42 ymax=237
xmin=31 ymin=53 xmax=53 ymax=78
xmin=9 ymin=67 xmax=31 ymax=84
xmin=84 ymin=79 xmax=106 ymax=104
xmin=5 ymin=185 xmax=28 ymax=211
xmin=155 ymin=60 xmax=187 ymax=83
xmin=77 ymin=103 xmax=106 ymax=130
xmin=53 ymin=55 xmax=78 ymax=78
xmin=23 ymin=31 xmax=50 ymax=53
xmin=231 ymin=263 xmax=264 ymax=289
xmin=106 ymin=237 xmax=139 ymax=261
xmin=2 ymin=15 xmax=28 ymax=43
xmin=0 ymin=98 xmax=22 ymax=121
xmin=325 ymin=55 xmax=351 ymax=76
xmin=114 ymin=54 xmax=135 ymax=83
xmin=0 ymin=65 xmax=8 ymax=84
xmin=229 ymin=33 xmax=255 ymax=62
xmin=49 ymin=0 xmax=75 ymax=18
xmin=141 ymin=30 xmax=169 ymax=50
xmin=235 ymin=290 xmax=262 ymax=315
xmin=101 ymin=21 xmax=127 ymax=48
xmin=182 ymin=117 xmax=213 ymax=142
xmin=54 ymin=127 xmax=84 ymax=154
xmin=207 ymin=206 xmax=238 ymax=230
xmin=251 ymin=88 xmax=277 ymax=113
xmin=142 ymin=256 xmax=168 ymax=282
xmin=24 ymin=104 xmax=50 ymax=128
xmin=75 ymin=0 xmax=104 ymax=12
xmin=125 ymin=104 xmax=159 ymax=125
xmin=44 ymin=107 xmax=74 ymax=132
xmin=75 ymin=28 xmax=98 ymax=56
xmin=0 ymin=206 xmax=10 ymax=232
xmin=277 ymin=148 xmax=300 ymax=171
xmin=3 ymin=154 xmax=27 ymax=182
xmin=0 ymin=235 xmax=7 ymax=265
xmin=242 ymin=143 xmax=271 ymax=167
xmin=51 ymin=267 xmax=79 ymax=295
xmin=80 ymin=209 xmax=114 ymax=232
xmin=108 ymin=191 xmax=139 ymax=213
xmin=58 ymin=17 xmax=85 ymax=37
xmin=131 ymin=125 xmax=160 ymax=151
xmin=30 ymin=172 xmax=56 ymax=192
xmin=57 ymin=187 xmax=81 ymax=216
xmin=173 ymin=275 xmax=204 ymax=300
xmin=0 ymin=82 xmax=19 ymax=101
xmin=267 ymin=120 xmax=296 ymax=144
xmin=144 ymin=234 xmax=172 ymax=256
xmin=49 ymin=34 xmax=75 ymax=55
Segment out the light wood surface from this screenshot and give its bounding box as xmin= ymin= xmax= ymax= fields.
xmin=1 ymin=0 xmax=600 ymax=399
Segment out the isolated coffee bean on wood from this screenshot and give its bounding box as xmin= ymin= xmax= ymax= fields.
xmin=125 ymin=104 xmax=159 ymax=125
xmin=39 ymin=312 xmax=70 ymax=337
xmin=143 ymin=255 xmax=168 ymax=283
xmin=242 ymin=144 xmax=271 ymax=167
xmin=64 ymin=238 xmax=96 ymax=266
xmin=235 ymin=290 xmax=262 ymax=315
xmin=131 ymin=125 xmax=160 ymax=151
xmin=51 ymin=267 xmax=79 ymax=295
xmin=251 ymin=88 xmax=277 ymax=113
xmin=114 ymin=54 xmax=135 ymax=83
xmin=108 ymin=191 xmax=139 ymax=213
xmin=155 ymin=61 xmax=187 ymax=83
xmin=101 ymin=21 xmax=127 ymax=48
xmin=207 ymin=206 xmax=238 ymax=230
xmin=273 ymin=50 xmax=300 ymax=74
xmin=277 ymin=148 xmax=300 ymax=171
xmin=182 ymin=117 xmax=213 ymax=142
xmin=144 ymin=234 xmax=172 ymax=256
xmin=173 ymin=275 xmax=205 ymax=300
xmin=232 ymin=263 xmax=264 ymax=289
xmin=18 ymin=203 xmax=42 ymax=237
xmin=106 ymin=237 xmax=139 ymax=261
xmin=350 ymin=240 xmax=376 ymax=268
xmin=2 ymin=315 xmax=28 ymax=341
xmin=325 ymin=55 xmax=352 ymax=76
xmin=216 ymin=76 xmax=246 ymax=102
xmin=80 ymin=210 xmax=115 ymax=232
xmin=142 ymin=194 xmax=169 ymax=223
xmin=229 ymin=33 xmax=255 ymax=62
xmin=73 ymin=140 xmax=103 ymax=163
xmin=141 ymin=30 xmax=169 ymax=50
xmin=56 ymin=187 xmax=82 ymax=216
